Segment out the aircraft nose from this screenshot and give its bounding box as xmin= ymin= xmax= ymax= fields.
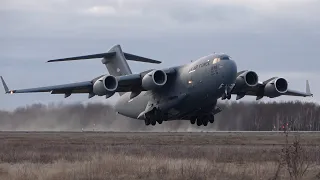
xmin=223 ymin=59 xmax=237 ymax=84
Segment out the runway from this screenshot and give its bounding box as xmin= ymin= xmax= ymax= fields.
xmin=1 ymin=131 xmax=320 ymax=146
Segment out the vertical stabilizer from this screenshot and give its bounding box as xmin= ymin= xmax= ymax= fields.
xmin=101 ymin=45 xmax=132 ymax=96
xmin=101 ymin=45 xmax=132 ymax=76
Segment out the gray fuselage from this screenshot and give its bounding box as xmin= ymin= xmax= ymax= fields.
xmin=115 ymin=54 xmax=237 ymax=120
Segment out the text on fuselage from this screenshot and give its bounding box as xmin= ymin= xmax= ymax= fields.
xmin=189 ymin=61 xmax=210 ymax=72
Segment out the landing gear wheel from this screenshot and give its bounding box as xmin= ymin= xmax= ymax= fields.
xmin=209 ymin=114 xmax=215 ymax=123
xmin=151 ymin=119 xmax=156 ymax=126
xmin=227 ymin=94 xmax=231 ymax=100
xmin=202 ymin=116 xmax=208 ymax=126
xmin=222 ymin=93 xmax=231 ymax=100
xmin=203 ymin=120 xmax=208 ymax=126
xmin=196 ymin=119 xmax=202 ymax=126
xmin=209 ymin=117 xmax=214 ymax=123
xmin=221 ymin=93 xmax=227 ymax=100
xmin=190 ymin=116 xmax=196 ymax=124
xmin=145 ymin=119 xmax=150 ymax=126
xmin=153 ymin=109 xmax=164 ymax=125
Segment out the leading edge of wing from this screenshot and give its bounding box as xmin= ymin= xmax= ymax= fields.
xmin=7 ymin=81 xmax=92 ymax=94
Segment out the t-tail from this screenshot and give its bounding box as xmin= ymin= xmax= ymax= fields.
xmin=47 ymin=44 xmax=161 ymax=95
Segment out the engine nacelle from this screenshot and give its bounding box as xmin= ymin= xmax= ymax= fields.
xmin=93 ymin=75 xmax=118 ymax=97
xmin=236 ymin=71 xmax=259 ymax=88
xmin=264 ymin=77 xmax=288 ymax=98
xmin=142 ymin=70 xmax=167 ymax=90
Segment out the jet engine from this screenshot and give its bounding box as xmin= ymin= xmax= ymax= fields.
xmin=142 ymin=70 xmax=167 ymax=90
xmin=236 ymin=71 xmax=259 ymax=88
xmin=264 ymin=77 xmax=288 ymax=98
xmin=93 ymin=75 xmax=118 ymax=97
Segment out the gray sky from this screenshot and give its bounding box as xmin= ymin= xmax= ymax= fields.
xmin=1 ymin=0 xmax=319 ymax=110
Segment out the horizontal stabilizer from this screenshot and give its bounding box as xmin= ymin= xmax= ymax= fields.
xmin=47 ymin=51 xmax=161 ymax=64
xmin=123 ymin=53 xmax=161 ymax=64
xmin=48 ymin=52 xmax=116 ymax=62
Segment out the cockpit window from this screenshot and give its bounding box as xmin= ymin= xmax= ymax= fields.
xmin=213 ymin=55 xmax=231 ymax=63
xmin=213 ymin=58 xmax=220 ymax=64
xmin=220 ymin=56 xmax=230 ymax=60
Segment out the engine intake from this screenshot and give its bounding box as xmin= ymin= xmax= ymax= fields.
xmin=264 ymin=77 xmax=288 ymax=98
xmin=93 ymin=75 xmax=118 ymax=97
xmin=236 ymin=71 xmax=259 ymax=88
xmin=142 ymin=70 xmax=167 ymax=90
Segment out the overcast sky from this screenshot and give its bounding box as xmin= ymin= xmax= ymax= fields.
xmin=0 ymin=0 xmax=319 ymax=110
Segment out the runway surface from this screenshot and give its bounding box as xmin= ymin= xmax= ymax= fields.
xmin=1 ymin=131 xmax=320 ymax=146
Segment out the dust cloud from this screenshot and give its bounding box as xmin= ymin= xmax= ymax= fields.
xmin=0 ymin=101 xmax=319 ymax=131
xmin=0 ymin=103 xmax=202 ymax=132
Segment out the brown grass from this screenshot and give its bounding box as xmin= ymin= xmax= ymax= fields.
xmin=0 ymin=132 xmax=320 ymax=180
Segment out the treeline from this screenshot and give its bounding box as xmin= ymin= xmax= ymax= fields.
xmin=0 ymin=101 xmax=319 ymax=131
xmin=218 ymin=101 xmax=320 ymax=131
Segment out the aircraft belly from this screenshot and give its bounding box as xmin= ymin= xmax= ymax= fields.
xmin=114 ymin=92 xmax=149 ymax=119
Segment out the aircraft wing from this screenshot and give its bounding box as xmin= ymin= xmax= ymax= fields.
xmin=1 ymin=76 xmax=93 ymax=96
xmin=0 ymin=68 xmax=176 ymax=97
xmin=231 ymin=74 xmax=313 ymax=100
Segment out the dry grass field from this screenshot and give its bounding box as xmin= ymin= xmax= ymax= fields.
xmin=0 ymin=131 xmax=319 ymax=180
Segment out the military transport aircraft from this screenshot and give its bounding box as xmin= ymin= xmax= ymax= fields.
xmin=1 ymin=45 xmax=313 ymax=126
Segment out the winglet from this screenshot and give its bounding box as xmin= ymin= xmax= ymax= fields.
xmin=0 ymin=76 xmax=10 ymax=94
xmin=306 ymin=80 xmax=313 ymax=96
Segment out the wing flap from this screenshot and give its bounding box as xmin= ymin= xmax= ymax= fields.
xmin=51 ymin=87 xmax=92 ymax=94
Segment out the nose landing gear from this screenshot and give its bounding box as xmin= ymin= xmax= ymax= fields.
xmin=220 ymin=84 xmax=234 ymax=100
xmin=221 ymin=93 xmax=231 ymax=100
